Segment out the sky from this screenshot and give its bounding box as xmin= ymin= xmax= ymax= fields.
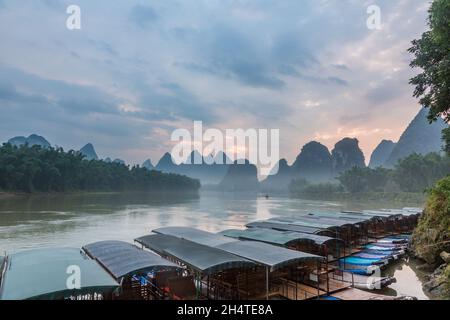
xmin=0 ymin=0 xmax=431 ymax=166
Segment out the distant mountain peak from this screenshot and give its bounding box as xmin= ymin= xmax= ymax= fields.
xmin=384 ymin=107 xmax=447 ymax=167
xmin=369 ymin=140 xmax=396 ymax=168
xmin=142 ymin=159 xmax=154 ymax=170
xmin=219 ymin=159 xmax=259 ymax=191
xmin=292 ymin=141 xmax=332 ymax=182
xmin=8 ymin=134 xmax=51 ymax=148
xmin=157 ymin=152 xmax=175 ymax=165
xmin=331 ymin=137 xmax=365 ymax=174
xmin=214 ymin=151 xmax=232 ymax=164
xmin=79 ymin=143 xmax=99 ymax=161
xmin=185 ymin=150 xmax=204 ymax=164
xmin=155 ymin=152 xmax=178 ymax=173
xmin=267 ymin=158 xmax=290 ymax=176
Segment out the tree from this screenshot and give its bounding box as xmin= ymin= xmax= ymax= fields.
xmin=393 ymin=153 xmax=450 ymax=192
xmin=0 ymin=143 xmax=200 ymax=193
xmin=409 ymin=0 xmax=450 ymax=153
xmin=337 ymin=167 xmax=391 ymax=193
xmin=409 ymin=0 xmax=450 ymax=122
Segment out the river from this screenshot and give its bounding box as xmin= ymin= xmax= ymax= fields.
xmin=0 ymin=191 xmax=429 ymax=299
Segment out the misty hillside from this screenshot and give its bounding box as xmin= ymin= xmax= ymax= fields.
xmin=293 ymin=141 xmax=333 ymax=182
xmin=384 ymin=108 xmax=447 ymax=167
xmin=331 ymin=138 xmax=365 ymax=174
xmin=260 ymin=159 xmax=293 ymax=192
xmin=219 ymin=159 xmax=259 ymax=191
xmin=155 ymin=151 xmax=231 ymax=185
xmin=369 ymin=140 xmax=396 ymax=168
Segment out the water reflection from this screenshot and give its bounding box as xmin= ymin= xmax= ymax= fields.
xmin=381 ymin=258 xmax=430 ymax=300
xmin=0 ymin=191 xmax=424 ymax=253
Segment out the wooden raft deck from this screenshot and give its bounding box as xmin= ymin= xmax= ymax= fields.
xmin=331 ymin=288 xmax=396 ymax=300
xmin=323 ymin=278 xmax=352 ymax=293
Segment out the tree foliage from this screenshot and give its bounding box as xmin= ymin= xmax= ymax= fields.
xmin=289 ymin=178 xmax=343 ymax=196
xmin=412 ymin=176 xmax=450 ymax=265
xmin=409 ymin=0 xmax=450 ymax=122
xmin=337 ymin=166 xmax=391 ymax=193
xmin=393 ymin=153 xmax=450 ymax=192
xmin=409 ymin=0 xmax=450 ymax=153
xmin=0 ymin=144 xmax=200 ymax=193
xmin=291 ymin=153 xmax=450 ymax=195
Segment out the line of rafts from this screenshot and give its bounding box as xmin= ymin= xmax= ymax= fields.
xmin=0 ymin=207 xmax=422 ymax=300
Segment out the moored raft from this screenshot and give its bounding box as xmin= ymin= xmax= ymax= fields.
xmin=142 ymin=227 xmax=327 ymax=300
xmin=339 ymin=256 xmax=387 ymax=266
xmin=365 ymin=244 xmax=405 ymax=252
xmin=353 ymin=252 xmax=394 ymax=260
xmin=82 ymin=240 xmax=188 ymax=300
xmin=340 ymin=272 xmax=396 ymax=290
xmin=0 ymin=248 xmax=119 ymax=300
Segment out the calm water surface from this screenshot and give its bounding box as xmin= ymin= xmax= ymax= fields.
xmin=0 ymin=191 xmax=429 ymax=299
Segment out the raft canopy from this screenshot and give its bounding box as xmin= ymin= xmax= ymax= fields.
xmin=246 ymin=221 xmax=325 ymax=235
xmin=0 ymin=248 xmax=119 ymax=300
xmin=135 ymin=234 xmax=256 ymax=275
xmin=82 ymin=240 xmax=180 ymax=280
xmin=220 ymin=228 xmax=344 ymax=247
xmin=304 ymin=212 xmax=371 ymax=223
xmin=266 ymin=217 xmax=335 ymax=229
xmin=267 ymin=217 xmax=357 ymax=229
xmin=153 ymin=226 xmax=236 ymax=247
xmin=215 ymin=240 xmax=323 ymax=271
xmin=151 ymin=227 xmax=324 ymax=272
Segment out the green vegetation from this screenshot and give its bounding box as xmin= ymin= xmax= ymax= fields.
xmin=413 ymin=177 xmax=450 ymax=264
xmin=337 ymin=167 xmax=391 ymax=193
xmin=289 ymin=179 xmax=343 ymax=197
xmin=289 ymin=152 xmax=450 ymax=200
xmin=0 ymin=144 xmax=200 ymax=193
xmin=409 ymin=0 xmax=450 ymax=123
xmin=443 ymin=264 xmax=450 ymax=298
xmin=412 ymin=176 xmax=450 ymax=299
xmin=409 ymin=0 xmax=450 ymax=151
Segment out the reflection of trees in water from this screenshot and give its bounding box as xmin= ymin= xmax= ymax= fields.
xmin=0 ymin=191 xmax=199 ymax=212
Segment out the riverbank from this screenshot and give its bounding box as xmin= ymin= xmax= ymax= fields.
xmin=0 ymin=192 xmax=25 ymax=200
xmin=410 ymin=177 xmax=450 ymax=299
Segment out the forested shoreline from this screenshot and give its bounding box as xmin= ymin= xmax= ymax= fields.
xmin=0 ymin=144 xmax=200 ymax=193
xmin=289 ymin=152 xmax=450 ymax=201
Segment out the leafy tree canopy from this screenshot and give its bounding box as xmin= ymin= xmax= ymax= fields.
xmin=0 ymin=144 xmax=200 ymax=193
xmin=409 ymin=0 xmax=450 ymax=122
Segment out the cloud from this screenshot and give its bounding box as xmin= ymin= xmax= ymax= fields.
xmin=129 ymin=4 xmax=158 ymax=28
xmin=136 ymin=81 xmax=218 ymax=122
xmin=0 ymin=0 xmax=430 ymax=165
xmin=366 ymin=80 xmax=404 ymax=104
